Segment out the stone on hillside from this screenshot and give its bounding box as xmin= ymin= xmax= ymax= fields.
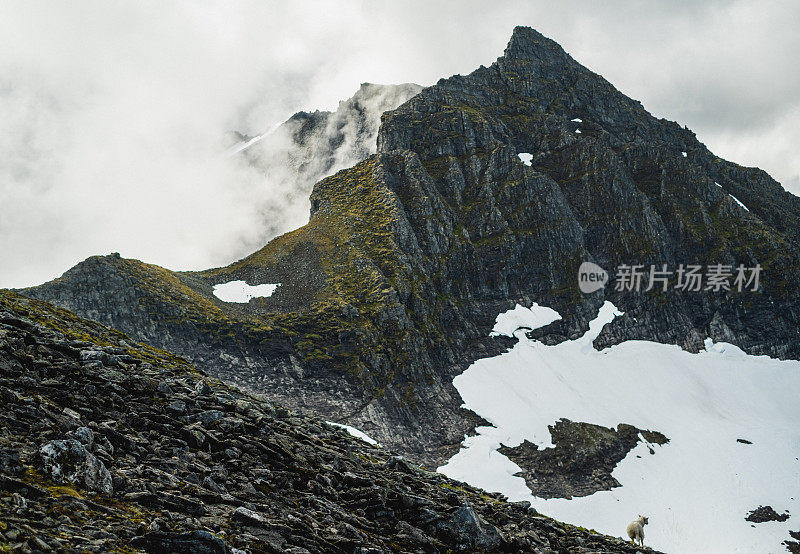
xmin=38 ymin=439 xmax=112 ymax=495
xmin=71 ymin=426 xmax=94 ymax=449
xmin=435 ymin=503 xmax=506 ymax=550
xmin=233 ymin=506 xmax=268 ymax=525
xmin=130 ymin=530 xmax=227 ymax=554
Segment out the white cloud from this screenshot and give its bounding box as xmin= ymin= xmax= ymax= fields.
xmin=1 ymin=1 xmax=798 ymax=288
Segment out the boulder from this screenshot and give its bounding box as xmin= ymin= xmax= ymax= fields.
xmin=434 ymin=503 xmax=506 ymax=551
xmin=130 ymin=530 xmax=227 ymax=554
xmin=38 ymin=439 xmax=112 ymax=495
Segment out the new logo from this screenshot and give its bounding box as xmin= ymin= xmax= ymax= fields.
xmin=578 ymin=262 xmax=608 ymax=293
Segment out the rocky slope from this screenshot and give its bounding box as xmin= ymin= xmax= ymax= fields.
xmin=21 ymin=26 xmax=800 ymax=470
xmin=0 ymin=290 xmax=659 ymax=553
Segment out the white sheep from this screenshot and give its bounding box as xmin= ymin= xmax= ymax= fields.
xmin=626 ymin=515 xmax=648 ymax=547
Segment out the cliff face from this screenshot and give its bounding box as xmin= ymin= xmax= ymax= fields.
xmin=21 ymin=27 xmax=800 ymax=467
xmin=375 ymin=26 xmax=800 ymax=355
xmin=1 ymin=290 xmax=661 ymax=553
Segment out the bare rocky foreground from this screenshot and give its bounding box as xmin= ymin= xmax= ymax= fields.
xmin=0 ymin=291 xmax=659 ymax=553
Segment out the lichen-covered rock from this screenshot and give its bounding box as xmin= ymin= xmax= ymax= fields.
xmin=38 ymin=439 xmax=112 ymax=496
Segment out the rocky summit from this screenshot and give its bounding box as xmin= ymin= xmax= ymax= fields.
xmin=0 ymin=290 xmax=659 ymax=553
xmin=20 ymin=25 xmax=800 ymax=476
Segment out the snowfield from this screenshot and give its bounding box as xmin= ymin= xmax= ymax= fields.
xmin=714 ymin=183 xmax=750 ymax=211
xmin=439 ymin=302 xmax=800 ymax=553
xmin=212 ymin=280 xmax=279 ymax=303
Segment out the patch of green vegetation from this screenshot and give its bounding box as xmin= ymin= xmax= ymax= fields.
xmin=437 ymin=482 xmax=502 ymax=504
xmin=0 ymin=290 xmax=204 ymax=379
xmin=1 ymin=291 xmax=119 ymax=347
xmin=219 ymin=158 xmax=405 ymax=311
xmin=22 ymin=467 xmax=84 ymax=499
xmin=23 ymin=466 xmax=151 ymax=528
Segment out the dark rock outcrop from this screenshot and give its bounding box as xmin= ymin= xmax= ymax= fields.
xmin=785 ymin=529 xmax=800 ymax=553
xmin=745 ymin=505 xmax=790 ymax=523
xmin=0 ymin=290 xmax=659 ymax=552
xmin=130 ymin=530 xmax=227 ymax=554
xmin=21 ymin=27 xmax=800 ymax=472
xmin=498 ymin=419 xmax=668 ymax=499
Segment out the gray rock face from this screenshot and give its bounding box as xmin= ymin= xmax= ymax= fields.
xmin=376 ymin=26 xmax=800 ymax=358
xmin=38 ymin=439 xmax=112 ymax=496
xmin=20 ymin=26 xmax=800 ymax=475
xmin=745 ymin=505 xmax=790 ymax=523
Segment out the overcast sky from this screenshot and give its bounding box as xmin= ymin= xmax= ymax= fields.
xmin=1 ymin=1 xmax=798 ymax=288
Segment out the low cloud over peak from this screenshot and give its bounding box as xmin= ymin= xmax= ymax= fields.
xmin=1 ymin=1 xmax=798 ymax=288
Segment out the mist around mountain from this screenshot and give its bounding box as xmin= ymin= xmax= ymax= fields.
xmin=8 ymin=26 xmax=800 ymax=552
xmin=228 ymin=82 xmax=423 ymax=239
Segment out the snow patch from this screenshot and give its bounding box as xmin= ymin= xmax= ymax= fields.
xmin=517 ymin=153 xmax=533 ymax=167
xmin=212 ymin=281 xmax=279 ymax=303
xmin=490 ymin=303 xmax=561 ymax=338
xmin=440 ymin=301 xmax=800 ymax=553
xmin=326 ymin=422 xmax=379 ymax=445
xmin=729 ymin=194 xmax=750 ymax=212
xmin=575 ymin=129 xmax=582 ymax=134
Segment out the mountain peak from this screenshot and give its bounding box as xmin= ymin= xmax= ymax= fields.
xmin=19 ymin=29 xmax=800 ymax=552
xmin=503 ymin=25 xmax=569 ymax=62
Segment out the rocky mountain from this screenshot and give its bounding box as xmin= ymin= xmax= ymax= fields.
xmin=20 ymin=24 xmax=800 ymax=477
xmin=0 ymin=289 xmax=660 ymax=553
